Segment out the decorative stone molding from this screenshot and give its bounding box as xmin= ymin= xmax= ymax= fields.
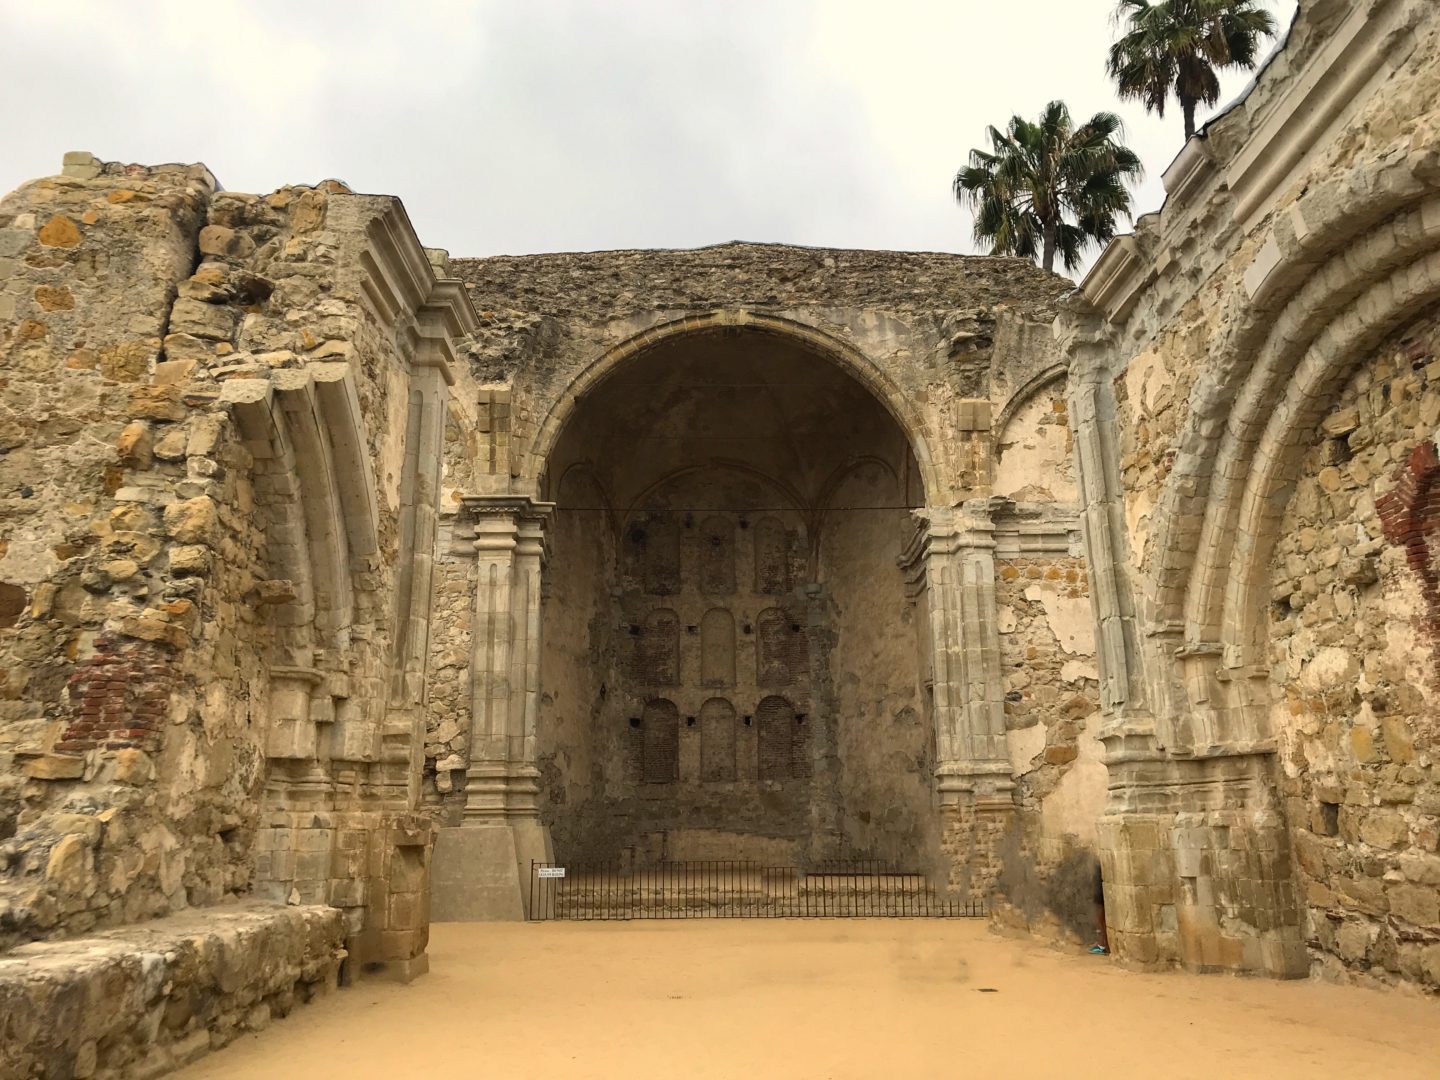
xmin=430 ymin=496 xmax=556 ymax=922
xmin=1056 ymin=308 xmax=1151 ymax=737
xmin=1158 ymin=136 xmax=1216 ymax=213
xmin=1078 ymin=236 xmax=1155 ymax=323
xmin=1225 ymin=0 xmax=1423 ymax=228
xmin=990 ymin=500 xmax=1084 ymax=560
xmin=457 ymin=496 xmax=554 ymax=820
xmin=900 ymin=501 xmax=1012 ymax=806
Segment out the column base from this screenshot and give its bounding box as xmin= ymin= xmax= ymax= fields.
xmin=430 ymin=820 xmax=553 ymax=921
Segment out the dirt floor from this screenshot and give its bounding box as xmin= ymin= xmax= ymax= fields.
xmin=180 ymin=920 xmax=1436 ymax=1080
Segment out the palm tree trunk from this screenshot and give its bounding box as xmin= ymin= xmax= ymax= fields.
xmin=1041 ymin=219 xmax=1058 ymax=274
xmin=1182 ymin=96 xmax=1198 ymax=141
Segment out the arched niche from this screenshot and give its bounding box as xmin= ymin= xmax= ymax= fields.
xmin=753 ymin=516 xmax=791 ymax=595
xmin=700 ymin=607 xmax=736 ymax=687
xmin=640 ymin=698 xmax=679 ymax=784
xmin=756 ymin=695 xmax=803 ymax=781
xmin=699 ymin=697 xmax=737 ymax=782
xmin=756 ymin=607 xmax=806 ymax=687
xmin=698 ymin=515 xmax=737 ymax=595
xmin=537 ymin=320 xmax=927 ymax=864
xmin=623 ymin=513 xmax=680 ymax=596
xmin=631 ymin=608 xmax=680 ymax=686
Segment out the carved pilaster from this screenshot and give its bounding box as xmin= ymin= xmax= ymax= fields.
xmin=1060 ymin=309 xmax=1159 ymax=763
xmin=457 ymin=496 xmax=553 ymax=822
xmin=900 ymin=501 xmax=1013 ymax=807
xmin=431 ymin=494 xmax=556 ymax=922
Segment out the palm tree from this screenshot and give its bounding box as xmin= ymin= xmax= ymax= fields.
xmin=1107 ymin=0 xmax=1278 ymax=141
xmin=954 ymin=101 xmax=1142 ymax=275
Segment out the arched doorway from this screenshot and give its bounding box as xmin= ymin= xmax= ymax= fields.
xmin=536 ymin=324 xmax=935 ymax=867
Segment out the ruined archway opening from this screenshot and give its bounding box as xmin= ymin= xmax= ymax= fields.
xmin=537 ymin=327 xmax=933 ymax=867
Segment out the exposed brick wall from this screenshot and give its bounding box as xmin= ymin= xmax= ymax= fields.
xmin=1376 ymin=438 xmax=1440 ymax=653
xmin=756 ymin=694 xmax=806 ymax=781
xmin=639 ymin=698 xmax=679 ymax=784
xmin=56 ymin=636 xmax=175 ymax=753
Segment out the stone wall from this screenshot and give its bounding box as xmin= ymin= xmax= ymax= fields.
xmin=989 ymin=378 xmax=1104 ymax=928
xmin=1059 ymin=0 xmax=1440 ymax=988
xmin=0 ymin=155 xmax=478 ymax=985
xmin=450 ymin=243 xmax=1068 ymax=508
xmin=426 ymin=241 xmax=1071 ymax=905
xmin=0 ymin=902 xmax=343 ymax=1079
xmin=1272 ymin=311 xmax=1440 ymax=989
xmin=0 ymin=160 xmax=242 ymax=946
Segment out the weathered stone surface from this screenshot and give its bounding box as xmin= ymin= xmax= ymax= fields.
xmin=0 ymin=903 xmax=343 ymax=1080
xmin=1056 ymin=0 xmax=1440 ymax=992
xmin=36 ymin=213 xmax=81 ymax=248
xmin=0 ymin=158 xmax=451 ymax=1004
xmin=162 ymin=496 xmax=218 ymax=544
xmin=0 ymin=11 xmax=1437 ymax=1076
xmin=23 ymin=753 xmax=85 ymax=780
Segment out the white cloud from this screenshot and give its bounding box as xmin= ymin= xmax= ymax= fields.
xmin=0 ymin=0 xmax=1296 ymax=278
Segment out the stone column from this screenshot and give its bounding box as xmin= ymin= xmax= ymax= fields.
xmin=430 ymin=496 xmax=555 ymax=921
xmin=1062 ymin=309 xmax=1174 ymax=964
xmin=902 ymin=500 xmax=1014 ymax=898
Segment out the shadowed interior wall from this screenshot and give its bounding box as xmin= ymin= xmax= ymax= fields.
xmin=537 ymin=329 xmax=926 ymax=866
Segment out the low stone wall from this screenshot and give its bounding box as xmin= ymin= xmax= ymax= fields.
xmin=0 ymin=902 xmax=344 ymax=1079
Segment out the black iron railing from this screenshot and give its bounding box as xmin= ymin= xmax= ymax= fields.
xmin=528 ymin=859 xmax=986 ymax=920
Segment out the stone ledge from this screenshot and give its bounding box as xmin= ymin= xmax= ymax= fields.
xmin=0 ymin=901 xmax=344 ymax=1080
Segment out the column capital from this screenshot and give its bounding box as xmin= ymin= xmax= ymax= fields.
xmin=458 ymin=494 xmax=555 ymax=523
xmin=457 ymin=496 xmax=554 ymax=559
xmin=899 ymin=499 xmax=1007 ymax=575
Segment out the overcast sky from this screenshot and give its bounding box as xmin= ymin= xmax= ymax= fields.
xmin=1 ymin=0 xmax=1296 ymax=279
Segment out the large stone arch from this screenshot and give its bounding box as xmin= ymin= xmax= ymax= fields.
xmin=525 ymin=311 xmax=968 ymax=873
xmin=1139 ymin=151 xmax=1440 ymax=750
xmin=524 ymin=310 xmax=944 ymax=508
xmin=222 ymin=364 xmax=395 ymax=880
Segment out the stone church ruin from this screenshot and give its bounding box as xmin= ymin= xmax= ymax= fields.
xmin=1 ymin=0 xmax=1438 ymax=1074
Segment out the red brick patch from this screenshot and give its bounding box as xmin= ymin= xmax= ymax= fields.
xmin=58 ymin=635 xmax=176 ymax=753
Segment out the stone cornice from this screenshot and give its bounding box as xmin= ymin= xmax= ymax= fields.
xmin=898 ymin=500 xmax=1008 ymax=578
xmin=339 ymin=195 xmax=480 ymax=385
xmin=458 ymin=495 xmax=556 ymax=521
xmin=1159 ymin=137 xmax=1216 ymax=213
xmin=1077 ymin=235 xmax=1155 ymax=323
xmin=1076 ymin=0 xmax=1424 ymax=328
xmin=1225 ymin=0 xmax=1417 ymax=229
xmin=991 ymin=502 xmax=1084 ymax=559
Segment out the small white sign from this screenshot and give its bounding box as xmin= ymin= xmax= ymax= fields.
xmin=537 ymin=867 xmax=566 ymax=879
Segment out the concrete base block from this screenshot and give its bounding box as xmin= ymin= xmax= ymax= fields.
xmin=430 ymin=822 xmax=553 ymax=921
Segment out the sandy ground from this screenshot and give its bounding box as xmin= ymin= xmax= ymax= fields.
xmin=180 ymin=920 xmax=1437 ymax=1080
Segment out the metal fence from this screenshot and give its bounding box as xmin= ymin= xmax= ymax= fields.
xmin=528 ymin=859 xmax=986 ymax=920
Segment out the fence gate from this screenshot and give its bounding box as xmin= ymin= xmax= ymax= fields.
xmin=528 ymin=860 xmax=986 ymax=920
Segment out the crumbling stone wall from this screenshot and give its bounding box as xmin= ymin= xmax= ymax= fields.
xmin=1058 ymin=0 xmax=1440 ymax=986
xmin=0 ymin=902 xmax=343 ymax=1080
xmin=0 ymin=155 xmax=476 ymax=1003
xmin=0 ymin=161 xmax=238 ymax=944
xmin=1272 ymin=311 xmax=1440 ymax=990
xmin=989 ymin=379 xmax=1103 ymax=927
